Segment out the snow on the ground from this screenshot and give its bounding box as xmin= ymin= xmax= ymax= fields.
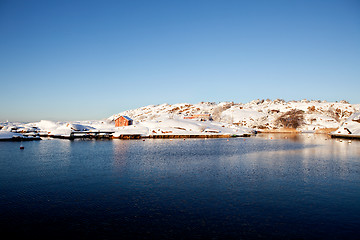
xmin=110 ymin=99 xmax=356 ymax=133
xmin=332 ymin=111 xmax=360 ymax=136
xmin=36 ymin=120 xmax=114 ymax=137
xmin=0 ymin=120 xmax=115 ymax=137
xmin=1 ymin=99 xmax=358 ymax=138
xmin=113 ymin=116 xmax=250 ymax=137
xmin=0 ymin=131 xmax=24 ymax=140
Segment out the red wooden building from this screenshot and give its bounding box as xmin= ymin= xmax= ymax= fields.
xmin=115 ymin=116 xmax=133 ymax=127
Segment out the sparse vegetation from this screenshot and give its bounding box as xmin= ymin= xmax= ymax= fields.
xmin=275 ymin=109 xmax=305 ymax=129
xmin=307 ymin=106 xmax=316 ymax=113
xmin=110 ymin=99 xmax=356 ymax=132
xmin=211 ymin=104 xmax=232 ymax=121
xmin=324 ymin=108 xmax=340 ymax=122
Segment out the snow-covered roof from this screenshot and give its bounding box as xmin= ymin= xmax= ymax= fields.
xmin=124 ymin=116 xmax=132 ymax=121
xmin=116 ymin=116 xmax=132 ymax=121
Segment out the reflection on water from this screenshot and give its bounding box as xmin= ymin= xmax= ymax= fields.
xmin=0 ymin=136 xmax=359 ymax=239
xmin=111 ymin=140 xmax=130 ymax=170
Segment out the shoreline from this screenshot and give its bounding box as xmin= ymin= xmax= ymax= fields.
xmin=2 ymin=130 xmax=359 ymax=141
xmin=0 ymin=133 xmax=252 ymax=141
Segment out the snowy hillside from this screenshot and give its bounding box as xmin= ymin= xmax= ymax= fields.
xmin=1 ymin=99 xmax=358 ymax=139
xmin=332 ymin=111 xmax=360 ymax=137
xmin=110 ymin=99 xmax=356 ymax=132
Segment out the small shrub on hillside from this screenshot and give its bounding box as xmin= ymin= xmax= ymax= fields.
xmin=211 ymin=104 xmax=232 ymax=121
xmin=275 ymin=109 xmax=304 ymax=129
xmin=324 ymin=108 xmax=340 ymax=122
xmin=307 ymin=106 xmax=316 ymax=113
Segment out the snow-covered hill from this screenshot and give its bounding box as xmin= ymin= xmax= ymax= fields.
xmin=110 ymin=99 xmax=357 ymax=132
xmin=1 ymin=99 xmax=359 ymax=139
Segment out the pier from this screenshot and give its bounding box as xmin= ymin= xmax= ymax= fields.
xmin=51 ymin=131 xmax=115 ymax=140
xmin=330 ymin=134 xmax=360 ymax=140
xmin=146 ymin=134 xmax=249 ymax=139
xmin=70 ymin=131 xmax=115 ymax=139
xmin=49 ymin=132 xmax=251 ymax=140
xmin=112 ymin=134 xmax=142 ymax=139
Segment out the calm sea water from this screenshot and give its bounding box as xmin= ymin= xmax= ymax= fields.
xmin=1 ymin=135 xmax=359 ymax=239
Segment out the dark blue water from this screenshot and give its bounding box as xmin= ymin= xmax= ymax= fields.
xmin=1 ymin=135 xmax=360 ymax=239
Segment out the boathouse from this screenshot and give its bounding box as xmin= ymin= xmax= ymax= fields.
xmin=115 ymin=116 xmax=133 ymax=127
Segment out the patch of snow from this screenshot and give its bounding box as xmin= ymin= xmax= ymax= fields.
xmin=0 ymin=131 xmax=24 ymax=139
xmin=333 ymin=112 xmax=360 ymax=136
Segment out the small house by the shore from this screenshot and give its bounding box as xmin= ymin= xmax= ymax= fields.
xmin=115 ymin=116 xmax=133 ymax=127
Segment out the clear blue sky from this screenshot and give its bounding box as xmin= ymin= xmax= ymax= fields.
xmin=1 ymin=0 xmax=359 ymax=121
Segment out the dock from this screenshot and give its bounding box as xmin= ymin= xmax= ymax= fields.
xmin=146 ymin=134 xmax=249 ymax=139
xmin=330 ymin=134 xmax=360 ymax=140
xmin=0 ymin=136 xmax=42 ymax=141
xmin=49 ymin=131 xmax=252 ymax=140
xmin=113 ymin=134 xmax=142 ymax=139
xmin=52 ymin=131 xmax=115 ymax=140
